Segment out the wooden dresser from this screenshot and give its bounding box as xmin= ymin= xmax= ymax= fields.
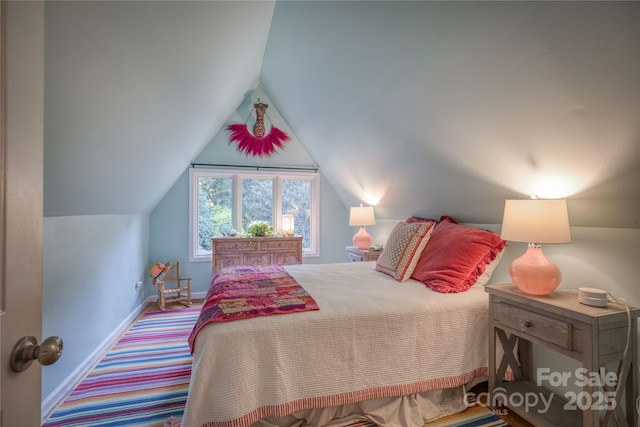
xmin=211 ymin=236 xmax=303 ymax=276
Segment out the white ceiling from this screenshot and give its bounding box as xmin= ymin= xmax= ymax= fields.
xmin=43 ymin=1 xmax=639 ymax=228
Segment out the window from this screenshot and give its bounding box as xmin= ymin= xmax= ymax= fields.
xmin=189 ymin=168 xmax=320 ymax=261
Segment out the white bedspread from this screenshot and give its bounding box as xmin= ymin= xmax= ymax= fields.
xmin=182 ymin=262 xmax=491 ymax=427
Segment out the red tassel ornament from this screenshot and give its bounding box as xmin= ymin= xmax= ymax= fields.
xmin=226 ymin=124 xmax=290 ymax=157
xmin=226 ymin=101 xmax=290 ymax=157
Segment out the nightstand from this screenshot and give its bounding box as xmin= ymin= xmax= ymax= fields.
xmin=345 ymin=246 xmax=381 ymax=262
xmin=485 ymin=284 xmax=639 ymax=427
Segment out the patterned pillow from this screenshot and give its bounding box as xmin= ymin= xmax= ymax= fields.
xmin=374 ymin=221 xmax=436 ymax=282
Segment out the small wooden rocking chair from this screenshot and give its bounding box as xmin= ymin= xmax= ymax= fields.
xmin=156 ymin=261 xmax=192 ymax=311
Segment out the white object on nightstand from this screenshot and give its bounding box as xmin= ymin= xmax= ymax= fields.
xmin=578 ymin=287 xmax=608 ymax=307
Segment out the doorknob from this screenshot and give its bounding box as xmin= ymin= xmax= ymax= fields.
xmin=10 ymin=336 xmax=63 ymax=372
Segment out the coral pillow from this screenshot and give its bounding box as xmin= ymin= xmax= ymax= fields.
xmin=411 ymin=219 xmax=506 ymax=293
xmin=375 ymin=221 xmax=436 ymax=282
xmin=405 ymin=215 xmax=458 ymax=224
xmin=405 ymin=216 xmax=437 ymax=224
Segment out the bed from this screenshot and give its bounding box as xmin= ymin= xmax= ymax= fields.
xmin=178 ymin=217 xmax=507 ymax=427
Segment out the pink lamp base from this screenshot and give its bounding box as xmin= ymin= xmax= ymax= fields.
xmin=353 ymin=226 xmax=372 ymax=250
xmin=509 ymin=245 xmax=562 ymax=295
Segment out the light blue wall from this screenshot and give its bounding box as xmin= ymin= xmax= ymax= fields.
xmin=368 ymin=221 xmax=639 ymax=306
xmin=148 ymin=86 xmax=351 ymax=295
xmin=42 ymin=214 xmax=149 ymax=400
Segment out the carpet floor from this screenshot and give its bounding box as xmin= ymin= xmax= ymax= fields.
xmin=42 ymin=305 xmax=508 ymax=427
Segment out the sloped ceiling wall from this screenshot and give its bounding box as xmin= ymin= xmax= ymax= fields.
xmin=44 ymin=1 xmax=275 ymax=216
xmin=193 ymin=85 xmax=317 ymax=168
xmin=261 ymin=1 xmax=639 ymax=227
xmin=43 ymin=1 xmax=639 ymax=228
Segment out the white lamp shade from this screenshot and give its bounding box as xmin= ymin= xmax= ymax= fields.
xmin=501 ymin=199 xmax=571 ymax=244
xmin=349 ymin=206 xmax=375 ymax=226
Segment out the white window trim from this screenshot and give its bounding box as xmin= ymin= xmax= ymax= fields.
xmin=189 ymin=167 xmax=320 ymax=262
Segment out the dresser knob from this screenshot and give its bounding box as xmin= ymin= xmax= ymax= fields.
xmin=524 ymin=320 xmax=532 ymax=328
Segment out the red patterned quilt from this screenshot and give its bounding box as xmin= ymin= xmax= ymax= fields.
xmin=188 ymin=264 xmax=319 ymax=353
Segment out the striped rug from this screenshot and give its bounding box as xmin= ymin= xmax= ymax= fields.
xmin=43 ymin=305 xmax=507 ymax=427
xmin=43 ymin=306 xmax=200 ymax=427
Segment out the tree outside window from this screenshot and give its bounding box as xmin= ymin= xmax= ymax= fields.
xmin=189 ymin=168 xmax=319 ymax=261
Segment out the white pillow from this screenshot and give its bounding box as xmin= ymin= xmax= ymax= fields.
xmin=474 ymin=248 xmax=504 ymax=287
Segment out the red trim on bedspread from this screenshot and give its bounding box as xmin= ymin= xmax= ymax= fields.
xmin=197 ymin=368 xmax=506 ymax=427
xmin=188 ymin=264 xmax=319 ymax=353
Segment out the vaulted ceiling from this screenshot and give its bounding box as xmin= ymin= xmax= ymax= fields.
xmin=44 ymin=1 xmax=275 ymax=215
xmin=44 ymin=1 xmax=639 ymax=228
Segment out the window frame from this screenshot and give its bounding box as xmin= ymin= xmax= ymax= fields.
xmin=189 ymin=167 xmax=320 ymax=262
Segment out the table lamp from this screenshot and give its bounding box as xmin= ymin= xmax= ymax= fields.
xmin=282 ymin=214 xmax=295 ymax=235
xmin=349 ymin=204 xmax=375 ymax=250
xmin=500 ymin=199 xmax=571 ymax=295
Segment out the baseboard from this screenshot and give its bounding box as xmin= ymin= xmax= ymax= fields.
xmin=41 ymin=295 xmax=155 ymax=420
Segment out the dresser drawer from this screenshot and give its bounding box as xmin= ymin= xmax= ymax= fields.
xmin=214 ymin=254 xmax=243 ymax=273
xmin=243 ymin=252 xmax=272 ymax=266
xmin=214 ymin=240 xmax=254 ymax=252
xmin=273 ymin=251 xmax=302 ymax=265
xmin=496 ymin=303 xmax=570 ymax=349
xmin=260 ymin=239 xmax=301 ymax=252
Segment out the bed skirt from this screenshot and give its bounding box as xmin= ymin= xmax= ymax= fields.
xmin=252 ymin=380 xmax=482 ymax=427
xmin=167 ymin=380 xmax=484 ymax=427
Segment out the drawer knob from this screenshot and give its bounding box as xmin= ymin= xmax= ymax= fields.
xmin=524 ymin=320 xmax=532 ymax=328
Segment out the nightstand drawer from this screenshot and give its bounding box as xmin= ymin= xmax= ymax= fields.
xmin=347 ymin=252 xmax=364 ymax=262
xmin=496 ymin=303 xmax=570 ymax=349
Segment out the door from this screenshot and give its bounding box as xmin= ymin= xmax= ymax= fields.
xmin=1 ymin=2 xmax=46 ymax=427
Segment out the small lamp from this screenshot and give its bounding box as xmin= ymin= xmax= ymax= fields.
xmin=501 ymin=199 xmax=571 ymax=295
xmin=349 ymin=204 xmax=375 ymax=250
xmin=282 ymin=214 xmax=295 ymax=235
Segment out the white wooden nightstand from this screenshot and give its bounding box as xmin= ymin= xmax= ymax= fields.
xmin=345 ymin=246 xmax=381 ymax=262
xmin=485 ymin=284 xmax=639 ymax=427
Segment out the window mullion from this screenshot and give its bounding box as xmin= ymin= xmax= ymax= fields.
xmin=233 ymin=175 xmax=242 ymax=232
xmin=274 ymin=177 xmax=282 ymax=233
